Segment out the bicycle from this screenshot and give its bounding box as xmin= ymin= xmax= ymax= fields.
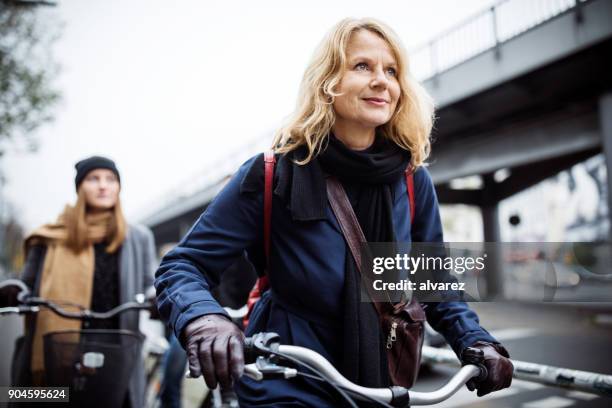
xmin=141 ymin=309 xmax=170 ymax=408
xmin=185 ymin=331 xmax=486 ymax=408
xmin=0 ymin=279 xmax=156 ymax=407
xmin=230 ymin=331 xmax=611 ymax=407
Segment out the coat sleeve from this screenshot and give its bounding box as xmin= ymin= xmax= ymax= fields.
xmin=20 ymin=244 xmax=46 ymax=294
xmin=411 ymin=167 xmax=499 ymax=357
xmin=155 ymin=155 xmax=263 ymax=341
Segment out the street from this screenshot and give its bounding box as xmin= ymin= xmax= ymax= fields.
xmin=413 ymin=302 xmax=612 ymax=407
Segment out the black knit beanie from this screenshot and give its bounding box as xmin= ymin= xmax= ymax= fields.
xmin=74 ymin=156 xmax=121 ymax=190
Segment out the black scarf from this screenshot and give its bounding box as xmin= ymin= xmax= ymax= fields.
xmin=240 ymin=133 xmax=411 ymax=388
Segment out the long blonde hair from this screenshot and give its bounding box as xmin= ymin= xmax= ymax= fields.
xmin=64 ymin=187 xmax=127 ymax=254
xmin=272 ymin=17 xmax=435 ymax=167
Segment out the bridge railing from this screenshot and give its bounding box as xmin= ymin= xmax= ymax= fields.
xmin=409 ymin=0 xmax=586 ymax=80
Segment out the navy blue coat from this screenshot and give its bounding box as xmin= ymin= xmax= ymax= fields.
xmin=155 ymin=153 xmax=499 ymax=406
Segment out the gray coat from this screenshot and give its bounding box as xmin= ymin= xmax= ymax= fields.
xmin=13 ymin=224 xmax=156 ymax=408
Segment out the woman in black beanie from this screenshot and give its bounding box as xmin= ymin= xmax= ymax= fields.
xmin=3 ymin=155 xmax=157 ymax=408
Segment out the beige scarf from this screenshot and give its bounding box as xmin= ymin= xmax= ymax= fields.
xmin=25 ymin=209 xmax=113 ymax=382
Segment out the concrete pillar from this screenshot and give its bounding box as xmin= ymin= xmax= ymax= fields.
xmin=481 ymin=173 xmax=504 ymax=299
xmin=482 ymin=203 xmax=501 ymax=243
xmin=598 ymin=93 xmax=612 ymax=241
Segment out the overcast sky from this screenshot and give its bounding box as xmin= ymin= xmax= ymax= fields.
xmin=2 ymin=0 xmax=495 ymax=231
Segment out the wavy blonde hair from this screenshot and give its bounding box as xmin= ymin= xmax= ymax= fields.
xmin=272 ymin=17 xmax=435 ymax=167
xmin=64 ymin=187 xmax=127 ymax=254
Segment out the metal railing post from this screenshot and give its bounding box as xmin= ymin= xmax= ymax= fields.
xmin=574 ymin=0 xmax=584 ymax=25
xmin=491 ymin=5 xmax=501 ymax=60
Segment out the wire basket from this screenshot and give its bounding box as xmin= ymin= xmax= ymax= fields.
xmin=43 ymin=329 xmax=144 ymax=407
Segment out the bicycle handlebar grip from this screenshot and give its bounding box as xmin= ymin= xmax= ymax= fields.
xmin=390 ymin=386 xmax=410 ymax=408
xmin=17 ymin=291 xmax=30 ymax=303
xmin=244 ymin=332 xmax=281 ymax=363
xmin=462 ymin=347 xmax=488 ymax=382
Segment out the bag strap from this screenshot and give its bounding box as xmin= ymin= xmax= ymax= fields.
xmin=326 ymin=176 xmax=389 ymax=316
xmin=255 ymin=150 xmax=276 ymax=292
xmin=405 ymin=165 xmax=415 ymax=224
xmin=264 ymin=150 xmax=276 ymax=261
xmin=326 ymin=163 xmax=417 ymax=315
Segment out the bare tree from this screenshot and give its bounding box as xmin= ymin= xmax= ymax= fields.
xmin=0 ymin=0 xmax=60 ymax=275
xmin=0 ymin=0 xmax=61 ymax=156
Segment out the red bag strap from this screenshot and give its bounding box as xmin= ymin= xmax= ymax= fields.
xmin=405 ymin=164 xmax=415 ymax=225
xmin=254 ymin=150 xmax=275 ymax=293
xmin=264 ymin=150 xmax=276 ymax=261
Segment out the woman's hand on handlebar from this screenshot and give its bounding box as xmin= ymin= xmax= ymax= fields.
xmin=183 ymin=313 xmax=245 ymax=390
xmin=0 ymin=280 xmax=30 ymax=308
xmin=464 ymin=341 xmax=513 ymax=397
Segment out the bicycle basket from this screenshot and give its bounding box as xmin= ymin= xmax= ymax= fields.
xmin=43 ymin=329 xmax=144 ymax=407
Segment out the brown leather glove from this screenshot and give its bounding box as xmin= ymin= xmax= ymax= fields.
xmin=0 ymin=280 xmax=28 ymax=307
xmin=182 ymin=314 xmax=244 ymax=389
xmin=464 ymin=341 xmax=514 ymax=397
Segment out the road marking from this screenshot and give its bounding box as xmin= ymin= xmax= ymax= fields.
xmin=565 ymin=390 xmax=599 ymax=400
xmin=514 ymin=379 xmax=545 ymax=390
xmin=522 ymin=396 xmax=575 ymax=408
xmin=594 ymin=314 xmax=612 ymax=327
xmin=423 ymin=383 xmax=521 ymax=408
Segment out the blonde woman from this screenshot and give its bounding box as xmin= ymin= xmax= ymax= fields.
xmin=156 ymin=18 xmax=513 ymax=406
xmin=9 ymin=156 xmax=156 ymax=408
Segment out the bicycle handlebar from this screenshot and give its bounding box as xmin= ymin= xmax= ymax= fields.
xmin=197 ymin=332 xmax=486 ymax=407
xmin=0 ymin=286 xmax=151 ymax=320
xmin=23 ymin=296 xmax=151 ymax=319
xmin=0 ymin=278 xmax=29 ymax=294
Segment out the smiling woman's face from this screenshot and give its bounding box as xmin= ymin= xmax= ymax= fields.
xmin=333 ymin=29 xmax=400 ymax=135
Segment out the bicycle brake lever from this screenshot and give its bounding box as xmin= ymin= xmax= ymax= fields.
xmin=244 ymin=364 xmax=264 ymax=381
xmin=19 ymin=305 xmax=40 ymax=314
xmin=0 ymin=305 xmax=39 ymax=315
xmin=247 ymin=357 xmax=297 ymax=380
xmin=185 ymin=360 xmax=297 ymax=382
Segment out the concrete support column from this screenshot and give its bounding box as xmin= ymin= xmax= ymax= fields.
xmin=481 ymin=173 xmax=504 ymax=299
xmin=482 ymin=202 xmax=501 ymax=243
xmin=598 ymin=93 xmax=612 ymax=241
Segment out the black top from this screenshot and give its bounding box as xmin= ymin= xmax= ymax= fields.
xmin=85 ymin=242 xmax=120 ymax=330
xmin=23 ymin=243 xmax=121 ymax=330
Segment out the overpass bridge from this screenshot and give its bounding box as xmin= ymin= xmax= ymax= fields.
xmin=142 ymin=0 xmax=612 ymax=293
xmin=415 ymin=0 xmax=612 ymax=242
